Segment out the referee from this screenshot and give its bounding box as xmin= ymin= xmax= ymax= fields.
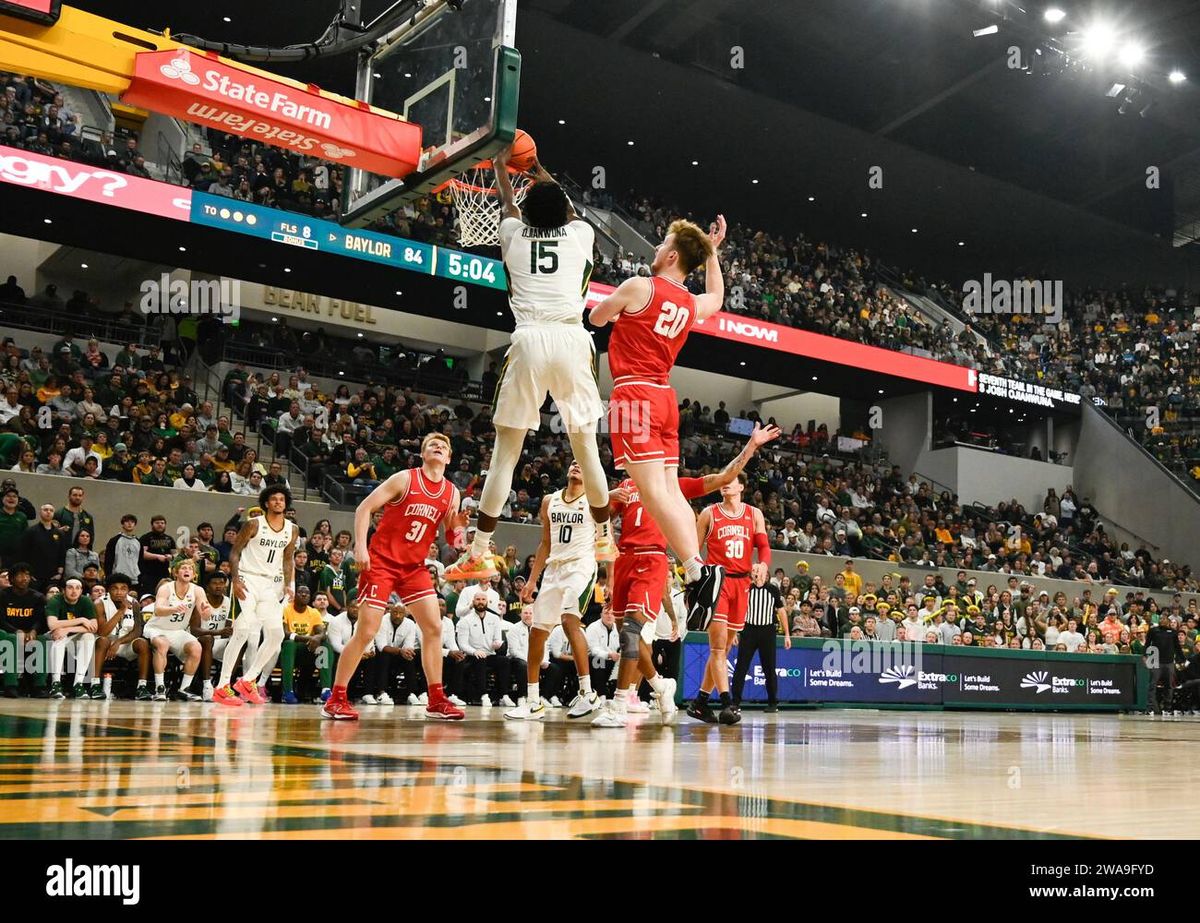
xmin=731 ymin=570 xmax=791 ymax=713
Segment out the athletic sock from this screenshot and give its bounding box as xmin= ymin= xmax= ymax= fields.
xmin=684 ymin=556 xmax=703 ymax=583
xmin=647 ymin=674 xmax=666 ymax=695
xmin=331 ymin=684 xmax=348 ymax=702
xmin=470 ymin=530 xmax=493 ymax=560
xmin=719 ymin=691 xmax=731 ymax=707
xmin=181 ymin=673 xmax=195 ymax=691
xmin=154 ymin=673 xmax=164 ymax=688
xmin=90 ymin=677 xmax=100 ymax=687
xmin=696 ymin=689 xmax=710 ymax=705
xmin=527 ymin=682 xmax=540 ymax=704
xmin=427 ymin=683 xmax=445 ymax=704
xmin=136 ymin=679 xmax=146 ymax=688
xmin=613 ymin=688 xmax=629 ymax=714
xmin=578 ymin=675 xmax=593 ymax=696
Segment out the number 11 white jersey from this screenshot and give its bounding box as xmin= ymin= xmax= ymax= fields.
xmin=240 ymin=518 xmax=295 ymax=578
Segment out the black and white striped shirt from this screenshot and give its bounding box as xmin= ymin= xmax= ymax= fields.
xmin=745 ymin=582 xmax=784 ymax=629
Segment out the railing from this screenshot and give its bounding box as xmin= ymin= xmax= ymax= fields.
xmin=0 ymin=297 xmax=165 ymax=348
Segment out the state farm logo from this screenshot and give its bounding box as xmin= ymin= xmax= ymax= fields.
xmin=879 ymin=665 xmax=918 ymax=689
xmin=320 ymin=142 xmax=356 ymax=160
xmin=160 ymin=52 xmax=201 ymax=86
xmin=717 ymin=316 xmax=779 ymax=343
xmin=1021 ymin=670 xmax=1051 ymax=694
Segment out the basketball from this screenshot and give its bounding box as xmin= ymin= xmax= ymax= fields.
xmin=508 ymin=129 xmax=537 ymax=171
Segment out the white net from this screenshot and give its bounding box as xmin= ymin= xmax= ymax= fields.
xmin=447 ymin=164 xmax=533 ymax=247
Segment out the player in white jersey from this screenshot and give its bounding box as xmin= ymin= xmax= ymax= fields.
xmin=90 ymin=572 xmax=151 ymax=700
xmin=215 ymin=486 xmax=297 ymax=707
xmin=146 ymin=558 xmax=213 ymax=701
xmin=193 ymin=572 xmax=232 ymax=702
xmin=506 ymin=461 xmax=605 ymax=721
xmin=451 ymin=145 xmax=615 ymax=586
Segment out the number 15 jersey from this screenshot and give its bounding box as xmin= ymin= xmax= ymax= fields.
xmin=370 ymin=468 xmax=454 ymax=567
xmin=499 ymin=217 xmax=595 ymax=327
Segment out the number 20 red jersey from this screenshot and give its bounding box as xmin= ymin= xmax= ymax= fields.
xmin=704 ymin=502 xmax=756 ymax=574
xmin=607 ymin=276 xmax=698 ymax=383
xmin=369 ymin=467 xmax=454 ymax=567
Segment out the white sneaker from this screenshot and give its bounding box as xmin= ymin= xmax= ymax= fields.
xmin=407 ymin=693 xmax=419 ymax=705
xmin=418 ymin=692 xmax=428 ymax=705
xmin=500 ymin=695 xmax=516 ymax=707
xmin=505 ymin=700 xmax=546 ymax=721
xmin=377 ymin=692 xmax=394 ymax=705
xmin=360 ymin=694 xmax=378 ymax=705
xmin=592 ymin=704 xmax=627 ymax=727
xmin=202 ymin=681 xmax=214 ymax=703
xmin=626 ymin=696 xmax=650 ymax=714
xmin=448 ymin=694 xmax=465 ymax=706
xmin=480 ymin=697 xmax=493 ymax=708
xmin=654 ymin=678 xmax=678 ymax=719
xmin=567 ymin=691 xmax=601 ymax=719
xmin=549 ymin=696 xmax=563 ymax=708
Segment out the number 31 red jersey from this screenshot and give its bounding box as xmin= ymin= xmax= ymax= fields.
xmin=704 ymin=502 xmax=756 ymax=574
xmin=607 ymin=276 xmax=698 ymax=383
xmin=369 ymin=468 xmax=454 ymax=567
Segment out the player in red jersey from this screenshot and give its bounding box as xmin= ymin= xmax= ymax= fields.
xmin=590 ymin=215 xmax=728 ymax=630
xmin=688 ymin=473 xmax=770 ymax=725
xmin=594 ymin=423 xmax=779 ymax=727
xmin=321 ymin=432 xmax=469 ymax=721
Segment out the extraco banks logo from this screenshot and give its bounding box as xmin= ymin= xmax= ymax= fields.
xmin=1021 ymin=670 xmax=1052 ymax=694
xmin=1021 ymin=670 xmax=1085 ymax=695
xmin=717 ymin=316 xmax=779 ymax=343
xmin=878 ymin=665 xmax=956 ymax=690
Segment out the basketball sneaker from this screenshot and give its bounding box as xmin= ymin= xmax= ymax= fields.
xmin=321 ymin=698 xmax=360 ymax=721
xmin=686 ymin=700 xmax=718 ymax=724
xmin=591 ymin=703 xmax=628 ymax=727
xmin=654 ymin=678 xmax=678 ymax=720
xmin=626 ymin=696 xmax=650 ymax=714
xmin=281 ymin=691 xmax=300 ymax=705
xmin=202 ymin=680 xmax=214 ymax=702
xmin=448 ymin=693 xmax=465 ymax=706
xmin=443 ymin=552 xmax=498 ymax=582
xmin=567 ymin=691 xmax=601 ymax=718
xmin=234 ymin=678 xmax=267 ymax=704
xmin=425 ymin=698 xmax=465 ymax=720
xmin=214 ymin=685 xmax=243 ymax=707
xmin=718 ymin=704 xmax=742 ymax=725
xmin=170 ymin=687 xmax=202 ymax=702
xmin=685 ymin=564 xmax=724 ymax=632
xmin=88 ymin=683 xmax=106 ymax=700
xmin=151 ymin=684 xmax=167 ymax=702
xmin=48 ymin=681 xmax=65 ymax=700
xmin=135 ymin=684 xmax=153 ymax=702
xmin=505 ymin=699 xmax=546 ymax=720
xmin=377 ymin=692 xmax=394 ymax=705
xmin=360 ymin=693 xmax=378 ymax=705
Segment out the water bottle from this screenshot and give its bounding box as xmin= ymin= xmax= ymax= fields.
xmin=102 ymin=673 xmax=112 ymax=700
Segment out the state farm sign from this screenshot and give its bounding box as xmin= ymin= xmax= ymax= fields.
xmin=121 ymin=49 xmax=421 ymax=178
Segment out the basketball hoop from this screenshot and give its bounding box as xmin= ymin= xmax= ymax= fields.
xmin=445 ymin=162 xmax=533 ymax=248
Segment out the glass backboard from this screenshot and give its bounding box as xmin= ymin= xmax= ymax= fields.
xmin=341 ymin=0 xmax=519 ymax=227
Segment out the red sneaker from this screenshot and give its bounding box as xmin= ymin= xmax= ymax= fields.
xmin=213 ymin=684 xmax=243 ymax=707
xmin=425 ymin=698 xmax=465 ymax=721
xmin=234 ymin=678 xmax=267 ymax=704
xmin=321 ymin=698 xmax=360 ymax=721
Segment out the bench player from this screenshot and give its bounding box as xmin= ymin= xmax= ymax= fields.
xmin=690 ymin=474 xmax=771 ymax=725
xmin=90 ymin=572 xmax=151 ymax=700
xmin=145 ymin=558 xmax=213 ymax=701
xmin=322 ymin=432 xmax=469 ymax=721
xmin=505 ymin=460 xmax=603 ymax=721
xmin=589 ymin=214 xmax=728 ymax=629
xmin=593 ymin=423 xmax=778 ymax=727
xmin=215 ymin=486 xmax=297 ymax=706
xmin=193 ymin=572 xmax=232 ymax=703
xmin=452 ymin=145 xmax=615 ymax=583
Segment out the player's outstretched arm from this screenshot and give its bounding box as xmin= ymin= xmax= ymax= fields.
xmin=698 ymin=421 xmax=781 ymax=494
xmin=354 ymin=471 xmax=411 ymax=570
xmin=694 ymin=214 xmax=727 ymax=320
xmin=589 ymin=276 xmax=651 ymax=327
xmin=493 ymin=145 xmax=522 ymax=221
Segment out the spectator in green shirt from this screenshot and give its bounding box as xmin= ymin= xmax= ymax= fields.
xmin=318 ymin=547 xmax=349 ymax=614
xmin=46 ymin=578 xmax=98 ymax=698
xmin=0 ymin=487 xmax=29 ymax=562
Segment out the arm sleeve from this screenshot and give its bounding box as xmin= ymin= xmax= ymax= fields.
xmin=754 ymin=532 xmax=771 ymax=565
xmin=678 ymin=477 xmax=707 ymax=500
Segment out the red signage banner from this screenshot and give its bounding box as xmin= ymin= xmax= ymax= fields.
xmin=0 ymin=145 xmax=192 ymax=220
xmin=120 ymin=49 xmax=422 ymax=178
xmin=0 ymin=0 xmax=60 ymax=25
xmin=585 ymin=281 xmax=978 ymax=392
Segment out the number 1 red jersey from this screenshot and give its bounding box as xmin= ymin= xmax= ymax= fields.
xmin=369 ymin=467 xmax=454 ymax=567
xmin=607 ymin=276 xmax=698 ymax=384
xmin=613 ymin=476 xmax=708 ymax=552
xmin=704 ymin=502 xmax=756 ymax=574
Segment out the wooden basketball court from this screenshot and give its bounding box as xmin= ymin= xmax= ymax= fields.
xmin=0 ymin=702 xmax=1192 ymax=840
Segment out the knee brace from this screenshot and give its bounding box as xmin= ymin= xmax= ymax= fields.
xmin=620 ymin=618 xmax=642 ymax=661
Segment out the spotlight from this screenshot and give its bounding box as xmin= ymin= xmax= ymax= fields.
xmin=972 ymin=25 xmax=999 ymax=38
xmin=1081 ymin=23 xmax=1116 ymax=60
xmin=1169 ymin=69 xmax=1187 ymax=85
xmin=1118 ymin=42 xmax=1144 ymax=69
xmin=1105 ymin=83 xmax=1126 ymax=98
xmin=1044 ymin=7 xmax=1065 ymax=24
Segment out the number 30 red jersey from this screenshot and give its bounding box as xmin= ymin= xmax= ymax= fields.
xmin=607 ymin=276 xmax=698 ymax=383
xmin=704 ymin=502 xmax=756 ymax=575
xmin=369 ymin=468 xmax=454 ymax=567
